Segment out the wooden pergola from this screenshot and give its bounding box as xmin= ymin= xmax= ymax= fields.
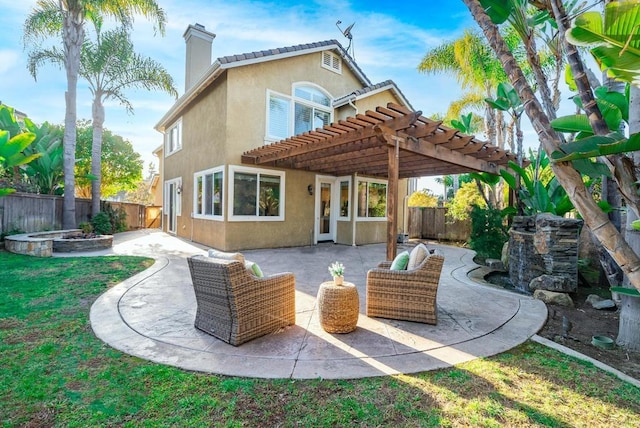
xmin=242 ymin=103 xmax=518 ymax=260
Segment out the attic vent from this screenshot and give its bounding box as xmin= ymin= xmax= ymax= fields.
xmin=322 ymin=51 xmax=342 ymax=74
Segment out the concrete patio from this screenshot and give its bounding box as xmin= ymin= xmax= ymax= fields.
xmin=84 ymin=229 xmax=547 ymax=379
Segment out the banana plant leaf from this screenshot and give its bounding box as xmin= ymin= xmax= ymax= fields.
xmin=571 ymin=158 xmax=611 ymax=179
xmin=479 ymin=0 xmax=512 ymax=25
xmin=0 ymin=131 xmax=40 ymax=167
xmin=595 ymin=86 xmax=629 ymax=122
xmin=469 ymin=171 xmax=501 ymax=186
xmin=551 ymin=132 xmax=640 ymax=162
xmin=550 ymin=115 xmax=592 ymax=133
xmin=610 ymin=287 xmax=640 ymax=297
xmin=566 ymin=3 xmax=640 ymax=85
xmin=499 ymin=168 xmax=517 ymax=189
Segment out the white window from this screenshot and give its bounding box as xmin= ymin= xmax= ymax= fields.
xmin=194 ymin=167 xmax=224 ymax=220
xmin=357 ymin=178 xmax=387 ymax=220
xmin=266 ymin=84 xmax=332 ymax=142
xmin=228 ymin=165 xmax=285 ymax=221
xmin=267 ymin=93 xmax=290 ymax=141
xmin=338 ymin=177 xmax=351 ymax=220
xmin=322 ymin=51 xmax=342 ymax=74
xmin=166 ymin=119 xmax=182 ymax=155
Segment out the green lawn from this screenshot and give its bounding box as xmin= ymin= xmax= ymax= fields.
xmin=1 ymin=251 xmax=639 ymax=427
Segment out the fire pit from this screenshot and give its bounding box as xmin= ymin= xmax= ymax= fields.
xmin=52 ymin=230 xmax=113 ymax=253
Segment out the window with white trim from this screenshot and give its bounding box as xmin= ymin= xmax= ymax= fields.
xmin=194 ymin=167 xmax=224 ymax=220
xmin=166 ymin=119 xmax=182 ymax=155
xmin=229 ymin=166 xmax=285 ymax=221
xmin=357 ymin=179 xmax=387 ymax=220
xmin=338 ymin=177 xmax=351 ymax=220
xmin=322 ymin=51 xmax=342 ymax=74
xmin=266 ymin=84 xmax=332 ymax=141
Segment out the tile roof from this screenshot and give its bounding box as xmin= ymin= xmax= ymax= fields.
xmin=333 ymin=80 xmax=414 ymax=110
xmin=215 ymin=40 xmax=371 ymax=86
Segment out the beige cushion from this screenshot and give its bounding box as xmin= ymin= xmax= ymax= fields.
xmin=207 ymin=249 xmax=245 ymax=264
xmin=407 ymin=244 xmax=429 ymax=270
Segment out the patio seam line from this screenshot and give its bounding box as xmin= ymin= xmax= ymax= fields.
xmin=114 ymin=255 xmax=208 ymax=352
xmin=291 ymin=305 xmax=316 ymax=378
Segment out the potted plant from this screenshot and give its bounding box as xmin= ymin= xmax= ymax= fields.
xmin=328 ymin=261 xmax=345 ymax=285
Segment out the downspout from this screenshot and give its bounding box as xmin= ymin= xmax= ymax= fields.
xmin=348 ymin=98 xmax=358 ymax=115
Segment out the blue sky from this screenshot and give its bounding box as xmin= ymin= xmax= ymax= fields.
xmin=0 ymin=0 xmax=525 ymax=194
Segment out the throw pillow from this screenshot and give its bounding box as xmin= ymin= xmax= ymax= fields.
xmin=251 ymin=262 xmax=264 ymax=278
xmin=208 ymin=249 xmax=245 ymax=264
xmin=244 ymin=260 xmax=264 ymax=278
xmin=407 ymin=244 xmax=429 ymax=270
xmin=390 ymin=250 xmax=410 ymax=270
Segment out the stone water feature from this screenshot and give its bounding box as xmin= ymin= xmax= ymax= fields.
xmin=508 ymin=214 xmax=583 ymax=294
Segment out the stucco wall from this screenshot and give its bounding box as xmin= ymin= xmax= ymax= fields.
xmin=355 ymin=90 xmax=403 ymax=113
xmin=222 ymin=169 xmax=317 ymax=251
xmin=224 ymin=53 xmax=363 ymax=161
xmin=162 ymin=47 xmax=413 ymax=251
xmin=163 ymin=75 xmax=228 ymax=243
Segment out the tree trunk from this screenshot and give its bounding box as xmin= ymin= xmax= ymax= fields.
xmin=521 ymin=24 xmax=556 ymax=121
xmin=91 ymin=95 xmax=105 ymax=217
xmin=496 ymin=109 xmax=505 ymax=149
xmin=550 ymin=0 xmax=640 ymax=218
xmin=461 ymin=0 xmax=640 ymax=291
xmin=619 ymin=86 xmax=640 ymax=350
xmin=61 ymin=14 xmax=84 ymax=229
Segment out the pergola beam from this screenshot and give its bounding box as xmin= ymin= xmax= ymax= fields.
xmin=241 ymin=102 xmax=520 ymax=261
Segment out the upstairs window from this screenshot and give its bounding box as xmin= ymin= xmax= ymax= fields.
xmin=266 ymin=84 xmax=332 ymax=142
xmin=166 ymin=119 xmax=182 ymax=155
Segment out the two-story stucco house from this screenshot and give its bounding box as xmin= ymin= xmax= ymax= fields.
xmin=154 ymin=24 xmax=418 ymax=251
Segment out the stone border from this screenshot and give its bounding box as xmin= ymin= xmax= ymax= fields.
xmin=4 ymin=229 xmax=113 ymax=257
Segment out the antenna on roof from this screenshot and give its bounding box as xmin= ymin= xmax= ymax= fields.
xmin=335 ymin=20 xmax=355 ymax=58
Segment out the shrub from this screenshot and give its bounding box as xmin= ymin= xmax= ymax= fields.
xmin=78 ymin=222 xmax=93 ymax=234
xmin=91 ymin=212 xmax=113 ymax=235
xmin=446 ymin=181 xmax=486 ymax=221
xmin=468 ymin=205 xmax=508 ymax=260
xmin=89 ymin=202 xmax=128 ymax=235
xmin=0 ymin=227 xmax=25 ymax=241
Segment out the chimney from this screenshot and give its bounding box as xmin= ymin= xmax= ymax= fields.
xmin=183 ymin=23 xmax=216 ymax=92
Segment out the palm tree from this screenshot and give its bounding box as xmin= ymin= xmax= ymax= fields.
xmin=460 ymin=0 xmax=640 ymax=293
xmin=28 ymin=23 xmax=177 ymax=216
xmin=23 ymin=0 xmax=166 ymax=228
xmin=418 ymin=30 xmax=507 ymax=146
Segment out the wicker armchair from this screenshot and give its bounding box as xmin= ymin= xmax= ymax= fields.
xmin=366 ymin=253 xmax=445 ymax=324
xmin=187 ymin=255 xmax=296 ymax=346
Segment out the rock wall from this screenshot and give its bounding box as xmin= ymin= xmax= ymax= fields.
xmin=509 ymin=214 xmax=583 ymax=293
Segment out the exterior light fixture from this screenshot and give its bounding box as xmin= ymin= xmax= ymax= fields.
xmin=307 ymin=184 xmax=313 ymax=195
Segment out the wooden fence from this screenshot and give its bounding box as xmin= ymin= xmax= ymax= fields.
xmin=407 ymin=207 xmax=471 ymax=242
xmin=0 ymin=192 xmax=160 ymax=235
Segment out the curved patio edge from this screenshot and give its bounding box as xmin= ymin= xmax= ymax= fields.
xmin=89 ymin=230 xmax=549 ymax=380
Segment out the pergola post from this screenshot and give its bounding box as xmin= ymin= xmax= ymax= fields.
xmin=387 ymin=139 xmax=399 ymax=261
